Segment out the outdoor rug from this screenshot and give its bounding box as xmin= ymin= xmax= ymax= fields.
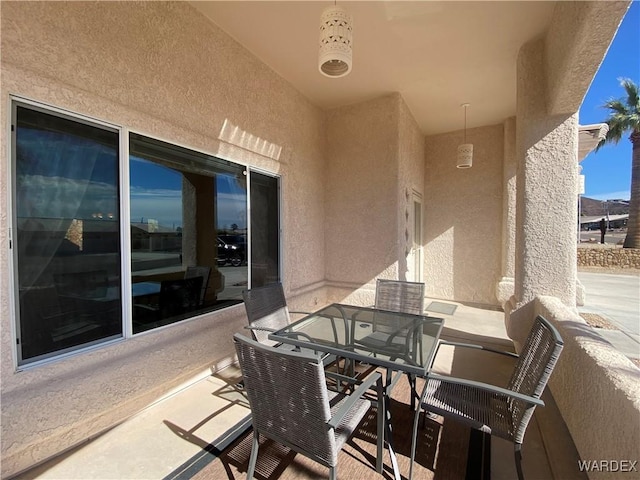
xmin=172 ymin=375 xmax=483 ymax=480
xmin=426 ymin=301 xmax=458 ymax=316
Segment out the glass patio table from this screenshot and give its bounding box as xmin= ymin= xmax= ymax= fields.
xmin=269 ymin=303 xmax=444 ymax=480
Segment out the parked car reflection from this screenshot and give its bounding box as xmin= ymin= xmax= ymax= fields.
xmin=217 ymin=235 xmax=246 ymax=267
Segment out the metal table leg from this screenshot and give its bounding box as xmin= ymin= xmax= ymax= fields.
xmin=383 ymin=369 xmax=402 ymax=480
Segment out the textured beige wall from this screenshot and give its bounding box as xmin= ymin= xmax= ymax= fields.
xmin=398 ymin=98 xmax=426 ymax=282
xmin=509 ymin=37 xmax=578 ymax=347
xmin=0 ymin=2 xmax=326 ymax=475
xmin=506 ymin=2 xmax=628 ymax=345
xmin=325 ymin=94 xmax=401 ymax=289
xmin=324 ymin=94 xmax=426 ymax=306
xmin=496 ymin=118 xmax=517 ymax=307
xmin=535 ymin=296 xmax=640 ymax=479
xmin=544 ymin=1 xmax=631 ymax=115
xmin=424 ymin=124 xmax=504 ymax=306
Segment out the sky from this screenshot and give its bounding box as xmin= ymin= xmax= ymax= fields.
xmin=578 ymin=1 xmax=639 ymax=201
xmin=129 ymin=156 xmax=247 ymax=230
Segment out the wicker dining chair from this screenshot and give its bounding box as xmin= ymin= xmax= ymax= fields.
xmin=409 ymin=315 xmax=564 ymax=480
xmin=241 ymin=283 xmax=300 ymax=347
xmin=375 ymin=279 xmax=425 ymax=315
xmin=241 ymin=282 xmax=342 ymax=376
xmin=234 ymin=333 xmax=384 ymax=480
xmin=355 ymin=279 xmax=426 ymax=353
xmin=354 ymin=279 xmax=426 ymax=401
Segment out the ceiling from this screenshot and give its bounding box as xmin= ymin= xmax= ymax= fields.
xmin=190 ymin=1 xmax=556 ymax=136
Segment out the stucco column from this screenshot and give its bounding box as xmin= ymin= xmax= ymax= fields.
xmin=182 ymin=176 xmax=197 ymax=267
xmin=506 ymin=39 xmax=579 ymax=346
xmin=496 ymin=117 xmax=517 ymax=307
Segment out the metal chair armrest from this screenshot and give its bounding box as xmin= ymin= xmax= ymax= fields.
xmin=244 ymin=325 xmax=276 ymax=333
xmin=325 ymin=370 xmax=362 ymax=386
xmin=246 ymin=326 xmax=317 ymax=343
xmin=328 ymin=372 xmax=382 ymax=429
xmin=436 ymin=340 xmax=519 ymax=359
xmin=426 ymin=372 xmax=545 ymax=407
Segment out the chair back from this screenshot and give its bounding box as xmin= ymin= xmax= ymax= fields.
xmin=375 ymin=279 xmax=425 ymax=315
xmin=185 ymin=266 xmax=211 ymax=306
xmin=506 ymin=315 xmax=564 ymax=443
xmin=372 ymin=279 xmax=425 ymax=338
xmin=233 ymin=333 xmax=339 ymax=466
xmin=159 ymin=277 xmax=203 ymax=318
xmin=242 ymin=283 xmax=290 ymax=346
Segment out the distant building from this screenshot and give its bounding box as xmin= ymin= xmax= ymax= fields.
xmin=580 ymin=214 xmax=629 ymax=230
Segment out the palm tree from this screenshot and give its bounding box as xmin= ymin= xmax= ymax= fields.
xmin=596 ymin=77 xmax=640 ymax=249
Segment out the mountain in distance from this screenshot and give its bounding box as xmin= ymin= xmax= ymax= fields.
xmin=580 ymin=197 xmax=630 ymax=216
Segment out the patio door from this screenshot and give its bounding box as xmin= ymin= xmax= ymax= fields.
xmin=407 ymin=191 xmax=423 ymax=283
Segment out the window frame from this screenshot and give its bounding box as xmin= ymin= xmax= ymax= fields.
xmin=9 ymin=98 xmax=282 ymax=368
xmin=126 ymin=131 xmax=250 ymax=333
xmin=10 ymin=97 xmax=125 ymax=368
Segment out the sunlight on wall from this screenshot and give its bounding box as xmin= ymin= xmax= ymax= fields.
xmin=425 ymin=226 xmax=455 ymax=299
xmin=218 ymin=119 xmax=282 ymax=161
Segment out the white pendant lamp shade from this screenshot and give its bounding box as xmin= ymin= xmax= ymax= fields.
xmin=318 ymin=5 xmax=353 ymax=78
xmin=457 ymin=103 xmax=473 ymax=168
xmin=457 ymin=144 xmax=473 ymax=168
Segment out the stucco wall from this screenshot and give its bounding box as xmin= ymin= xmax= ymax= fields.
xmin=325 ymin=94 xmax=401 ymax=289
xmin=496 ymin=118 xmax=517 ymax=306
xmin=398 ymin=98 xmax=426 ymax=283
xmin=511 ymin=36 xmax=578 ymax=323
xmin=0 ymin=2 xmax=326 ymax=476
xmin=534 ymin=296 xmax=640 ymax=480
xmin=544 ymin=1 xmax=631 ymax=115
xmin=424 ymin=124 xmax=504 ymax=306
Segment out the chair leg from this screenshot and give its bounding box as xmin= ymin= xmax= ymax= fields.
xmin=406 ymin=373 xmax=416 ymax=410
xmin=514 ymin=443 xmax=524 ymax=480
xmin=376 ymin=376 xmax=384 ymax=473
xmin=329 ymin=466 xmax=336 ymax=480
xmin=409 ymin=402 xmax=422 ymax=480
xmin=247 ymin=431 xmax=260 ymax=479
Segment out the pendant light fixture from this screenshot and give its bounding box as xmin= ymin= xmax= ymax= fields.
xmin=318 ymin=3 xmax=353 ymax=78
xmin=457 ymin=103 xmax=473 ymax=169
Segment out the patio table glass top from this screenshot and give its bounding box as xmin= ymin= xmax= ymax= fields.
xmin=269 ymin=303 xmax=444 ymax=376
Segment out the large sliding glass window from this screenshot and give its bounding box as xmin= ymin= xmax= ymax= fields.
xmin=11 ymin=101 xmax=281 ymax=365
xmin=13 ymin=104 xmax=122 ymax=363
xmin=129 ymin=134 xmax=248 ymax=333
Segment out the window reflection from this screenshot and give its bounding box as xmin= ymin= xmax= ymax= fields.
xmin=12 ymin=103 xmax=281 ymax=364
xmin=250 ymin=172 xmax=280 ymax=287
xmin=129 ymin=134 xmax=248 ymax=333
xmin=14 ymin=106 xmax=122 ymax=362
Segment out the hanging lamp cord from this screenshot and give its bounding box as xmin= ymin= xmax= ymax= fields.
xmin=464 ymin=105 xmax=467 ymax=143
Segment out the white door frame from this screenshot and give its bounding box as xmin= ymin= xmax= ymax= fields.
xmin=408 ymin=190 xmax=423 ymax=283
